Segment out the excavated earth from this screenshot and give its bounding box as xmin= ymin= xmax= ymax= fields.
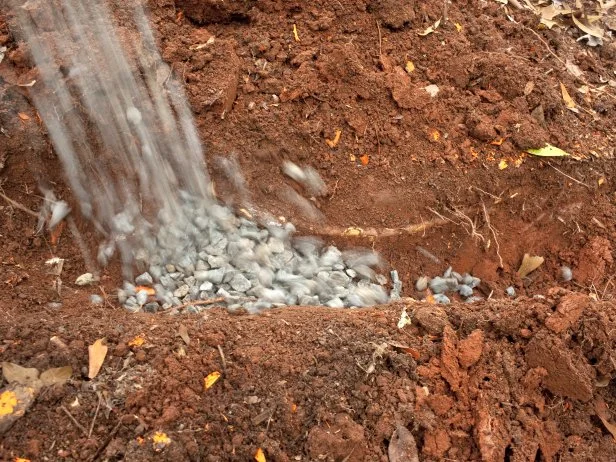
xmin=1 ymin=0 xmax=616 ymax=460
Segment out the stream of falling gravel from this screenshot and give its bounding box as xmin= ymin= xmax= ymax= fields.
xmin=12 ymin=0 xmax=398 ymax=313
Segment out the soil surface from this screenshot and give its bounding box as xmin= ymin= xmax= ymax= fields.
xmin=1 ymin=0 xmax=616 ymax=460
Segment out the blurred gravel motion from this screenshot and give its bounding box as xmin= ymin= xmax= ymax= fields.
xmin=12 ymin=0 xmax=392 ymax=313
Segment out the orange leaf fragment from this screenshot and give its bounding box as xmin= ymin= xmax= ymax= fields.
xmin=359 ymin=154 xmax=369 ymax=166
xmin=255 ymin=448 xmax=266 ymax=462
xmin=50 ymin=220 xmax=66 ymax=246
xmin=325 ymin=129 xmax=342 ymax=148
xmin=291 ymin=403 xmax=298 ymax=413
xmin=128 ymin=335 xmax=145 ymax=347
xmin=428 ymin=129 xmax=440 ymax=142
xmin=490 ymin=137 xmax=505 ymax=146
xmin=403 ymin=347 xmax=421 ymax=360
xmin=135 ymin=286 xmax=156 ymax=296
xmin=18 ymin=113 xmax=30 ymax=121
xmin=204 ymin=371 xmax=221 ymax=389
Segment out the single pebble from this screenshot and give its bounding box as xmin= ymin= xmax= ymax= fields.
xmin=429 ymin=276 xmax=449 ymax=294
xmin=560 ymin=266 xmax=573 ymax=282
xmin=457 ymin=284 xmax=473 ymax=298
xmin=415 ymin=276 xmax=429 ymax=291
xmin=432 ymin=293 xmax=450 ymax=304
xmin=375 ymin=274 xmax=388 ymax=285
xmin=136 ymin=290 xmax=148 ymax=306
xmin=135 ymin=272 xmax=153 ymax=286
xmin=506 ymin=286 xmax=516 ymax=297
xmin=75 ymin=273 xmax=95 ymax=286
xmin=89 ymin=294 xmax=103 ymax=305
xmin=247 ymin=101 xmax=256 ymax=111
xmin=443 ymin=266 xmax=453 ymax=278
xmin=465 ymin=296 xmax=484 ymax=303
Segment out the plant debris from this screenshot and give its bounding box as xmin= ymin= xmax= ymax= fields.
xmin=204 ymin=371 xmax=221 ymax=389
xmin=517 ymin=253 xmax=545 ymax=278
xmin=526 ymin=144 xmax=570 ymax=157
xmin=88 ymin=338 xmax=108 ymax=379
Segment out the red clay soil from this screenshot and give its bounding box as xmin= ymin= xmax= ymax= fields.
xmin=1 ymin=0 xmax=616 ymax=460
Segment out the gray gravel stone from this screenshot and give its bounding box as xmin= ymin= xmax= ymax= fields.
xmin=135 ymin=272 xmax=153 ymax=286
xmin=144 ymin=302 xmax=159 ymax=313
xmin=230 ymin=273 xmax=251 ymax=292
xmin=457 ymin=284 xmax=473 ymax=298
xmin=465 ymin=296 xmax=484 ymax=303
xmin=415 ymin=276 xmax=429 ymax=291
xmin=136 ymin=290 xmax=149 ymax=305
xmin=173 ymin=284 xmax=190 ymax=298
xmin=433 ymin=293 xmax=451 ymax=304
xmin=506 ymin=286 xmax=516 ymax=297
xmin=208 ymin=255 xmax=228 ymax=268
xmin=326 ymin=297 xmax=345 ymax=308
xmin=560 ymin=266 xmax=573 ymax=282
xmin=90 ymin=294 xmax=104 ymax=305
xmin=429 ymin=276 xmax=448 ymax=294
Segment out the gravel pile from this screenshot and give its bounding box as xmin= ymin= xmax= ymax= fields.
xmin=415 ymin=267 xmax=483 ymax=304
xmin=116 ymin=196 xmax=392 ymax=314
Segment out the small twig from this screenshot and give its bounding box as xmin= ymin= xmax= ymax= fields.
xmin=217 ymin=345 xmax=227 ymax=372
xmin=329 ymin=178 xmax=340 ymax=202
xmin=443 ymin=0 xmax=449 ymax=21
xmin=88 ymin=393 xmax=102 ymax=438
xmin=482 ymin=202 xmax=504 ymax=269
xmin=0 ymin=190 xmax=38 ymax=217
xmin=427 ymin=207 xmax=458 ymax=225
xmin=61 ymin=405 xmax=88 ymax=437
xmin=89 ymin=420 xmax=122 ymax=462
xmin=547 ymin=162 xmax=590 ymax=188
xmin=173 ymin=297 xmax=227 ymax=311
xmin=376 ymin=20 xmax=383 ymax=63
xmin=318 ymin=216 xmax=449 ymax=238
xmin=99 ymin=286 xmax=115 ymax=310
xmin=471 ymin=186 xmax=502 ymax=202
xmin=453 ymin=208 xmax=485 ymax=243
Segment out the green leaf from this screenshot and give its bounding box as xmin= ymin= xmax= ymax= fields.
xmin=527 ymin=144 xmax=570 ymax=157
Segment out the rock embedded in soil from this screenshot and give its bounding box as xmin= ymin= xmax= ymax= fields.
xmin=414 ymin=305 xmax=451 ymax=335
xmin=525 ymin=334 xmax=594 ymax=402
xmin=457 ymin=329 xmax=485 ymax=368
xmin=544 ymin=294 xmax=588 ymax=334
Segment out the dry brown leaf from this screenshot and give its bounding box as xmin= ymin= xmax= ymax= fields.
xmin=88 ymin=338 xmax=108 ymax=379
xmin=572 ymin=14 xmax=604 ymax=38
xmin=565 ymin=60 xmax=583 ymax=78
xmin=517 ymin=254 xmax=545 ymax=278
xmin=178 ymin=324 xmax=190 ymax=346
xmin=17 ymin=113 xmax=30 ymax=121
xmin=40 ymin=366 xmax=72 ymax=387
xmin=560 ymin=82 xmax=578 ymax=112
xmin=2 ymin=363 xmax=39 ymax=386
xmin=524 ymin=81 xmax=535 ymax=96
xmin=595 ymin=399 xmax=616 ymax=441
xmin=418 ymin=18 xmax=441 ymax=36
xmin=388 ymin=425 xmax=419 ymax=462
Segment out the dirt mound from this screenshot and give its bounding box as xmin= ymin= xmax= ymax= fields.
xmin=1 ymin=292 xmax=615 ymax=460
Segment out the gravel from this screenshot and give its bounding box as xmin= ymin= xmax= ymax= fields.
xmin=506 ymin=286 xmax=516 ymax=297
xmin=415 ymin=276 xmax=429 ymax=291
xmin=560 ymin=266 xmax=573 ymax=282
xmin=119 ymin=202 xmax=394 ymax=313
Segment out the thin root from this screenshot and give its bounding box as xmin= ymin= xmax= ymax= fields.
xmin=482 ymin=201 xmax=504 ymax=268
xmin=0 ymin=190 xmax=38 ymax=218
